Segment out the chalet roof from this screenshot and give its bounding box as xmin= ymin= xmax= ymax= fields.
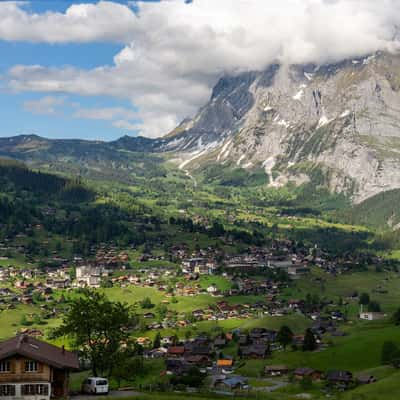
xmin=0 ymin=335 xmax=79 ymax=370
xmin=167 ymin=346 xmax=185 ymax=355
xmin=294 ymin=367 xmax=316 ymax=376
xmin=265 ymin=365 xmax=289 ymax=371
xmin=326 ymin=370 xmax=353 ymax=382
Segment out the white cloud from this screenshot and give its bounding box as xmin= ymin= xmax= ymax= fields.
xmin=4 ymin=0 xmax=400 ymax=137
xmin=0 ymin=1 xmax=138 ymax=43
xmin=23 ymin=95 xmax=65 ymax=115
xmin=74 ymin=106 xmax=137 ymax=121
xmin=112 ymin=119 xmax=138 ymax=131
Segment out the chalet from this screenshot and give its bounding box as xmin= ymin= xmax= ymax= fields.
xmin=167 ymin=347 xmax=185 ymax=358
xmin=45 ymin=279 xmax=71 ymax=290
xmin=216 ymin=359 xmax=233 ymax=370
xmin=161 ymin=336 xmax=176 ymax=346
xmin=184 ymin=355 xmax=211 ymax=367
xmin=326 ymin=370 xmax=353 ymax=387
xmin=356 ymin=374 xmax=376 ymax=385
xmin=165 ymin=359 xmax=191 ymax=376
xmin=135 ymin=337 xmax=152 ymax=347
xmin=206 ymin=285 xmax=220 ymax=296
xmin=264 ymin=365 xmax=290 ymax=377
xmin=359 ymin=311 xmax=386 ymax=321
xmin=145 ymin=348 xmax=167 ymax=359
xmin=214 ymin=376 xmax=248 ymax=391
xmin=0 ymin=335 xmax=79 ymax=399
xmin=287 ymin=265 xmax=310 ymax=277
xmin=240 ymin=345 xmax=269 ymax=359
xmin=294 ymin=367 xmax=322 ymax=381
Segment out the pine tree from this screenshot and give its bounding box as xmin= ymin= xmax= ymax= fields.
xmin=277 ymin=325 xmax=294 ymax=349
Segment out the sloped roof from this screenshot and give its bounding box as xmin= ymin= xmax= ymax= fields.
xmin=0 ymin=335 xmax=79 ymax=370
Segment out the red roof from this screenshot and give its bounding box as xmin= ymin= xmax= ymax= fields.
xmin=167 ymin=346 xmax=185 ymax=355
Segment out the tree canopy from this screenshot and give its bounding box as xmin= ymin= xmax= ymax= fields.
xmin=54 ymin=290 xmax=135 ymax=376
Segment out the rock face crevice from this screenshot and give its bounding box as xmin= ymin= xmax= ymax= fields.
xmin=166 ymin=51 xmax=400 ymax=203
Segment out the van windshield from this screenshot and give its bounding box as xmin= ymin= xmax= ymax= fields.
xmin=96 ymin=380 xmax=108 ymax=386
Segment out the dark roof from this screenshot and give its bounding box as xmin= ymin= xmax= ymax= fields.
xmin=294 ymin=367 xmax=316 ymax=376
xmin=241 ymin=344 xmax=269 ymax=357
xmin=326 ymin=370 xmax=353 ymax=382
xmin=265 ymin=365 xmax=289 ymax=371
xmin=0 ymin=335 xmax=79 ymax=370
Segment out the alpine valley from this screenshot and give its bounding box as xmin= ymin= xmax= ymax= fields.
xmin=2 ymin=50 xmax=400 ymax=400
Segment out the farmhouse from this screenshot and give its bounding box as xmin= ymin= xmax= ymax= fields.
xmin=213 ymin=375 xmax=248 ymax=391
xmin=0 ymin=335 xmax=79 ymax=399
xmin=359 ymin=311 xmax=386 ymax=321
xmin=264 ymin=365 xmax=290 ymax=377
xmin=326 ymin=370 xmax=353 ymax=387
xmin=287 ymin=265 xmax=310 ymax=277
xmin=294 ymin=367 xmax=322 ymax=381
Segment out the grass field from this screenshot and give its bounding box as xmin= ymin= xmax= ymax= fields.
xmin=284 ymin=266 xmax=400 ymax=315
xmin=237 ymin=320 xmax=400 ymax=378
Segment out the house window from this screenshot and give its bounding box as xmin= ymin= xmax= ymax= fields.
xmin=21 ymin=384 xmax=36 ymax=395
xmin=24 ymin=360 xmax=38 ymax=372
xmin=36 ymin=384 xmax=49 ymax=395
xmin=0 ymin=362 xmax=10 ymax=373
xmin=0 ymin=385 xmax=16 ymax=396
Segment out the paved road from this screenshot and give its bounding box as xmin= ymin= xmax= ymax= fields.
xmin=72 ymin=390 xmax=141 ymax=400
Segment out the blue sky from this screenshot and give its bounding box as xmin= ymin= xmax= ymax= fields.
xmin=0 ymin=39 xmax=131 ymax=140
xmin=0 ymin=1 xmax=142 ymax=140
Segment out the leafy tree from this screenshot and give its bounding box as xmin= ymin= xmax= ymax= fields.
xmin=392 ymin=308 xmax=400 ymax=325
xmin=170 ymin=367 xmax=205 ymax=388
xmin=300 ymin=376 xmax=313 ymax=390
xmin=381 ymin=341 xmax=400 ymax=364
xmin=367 ymin=301 xmax=381 ymax=312
xmin=277 ymin=325 xmax=294 ymax=349
xmin=153 ymin=332 xmax=161 ymax=349
xmin=359 ymin=293 xmax=370 ymax=306
xmin=112 ymin=353 xmax=144 ymax=387
xmin=54 ymin=290 xmax=132 ymax=376
xmin=20 ymin=315 xmax=31 ymax=326
xmin=140 ymin=297 xmax=154 ymax=309
xmin=302 ymin=329 xmax=317 ymax=352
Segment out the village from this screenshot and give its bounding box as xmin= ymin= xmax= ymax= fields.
xmin=0 ymin=229 xmax=395 ymax=399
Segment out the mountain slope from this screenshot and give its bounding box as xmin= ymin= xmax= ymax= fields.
xmin=170 ymin=51 xmax=400 ymax=203
xmin=0 ymin=134 xmax=168 ymax=183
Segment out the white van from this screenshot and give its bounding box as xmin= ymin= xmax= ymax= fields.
xmin=82 ymin=377 xmax=109 ymax=395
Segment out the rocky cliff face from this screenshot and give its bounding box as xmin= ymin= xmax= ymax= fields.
xmin=168 ymin=51 xmax=400 ymax=203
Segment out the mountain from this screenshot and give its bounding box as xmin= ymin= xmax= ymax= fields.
xmin=167 ymin=51 xmax=400 ymax=203
xmin=1 ymin=51 xmax=400 ymax=203
xmin=0 ymin=134 xmax=168 ymax=183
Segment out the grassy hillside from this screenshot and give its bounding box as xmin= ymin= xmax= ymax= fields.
xmin=341 ymin=189 xmax=400 ymax=230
